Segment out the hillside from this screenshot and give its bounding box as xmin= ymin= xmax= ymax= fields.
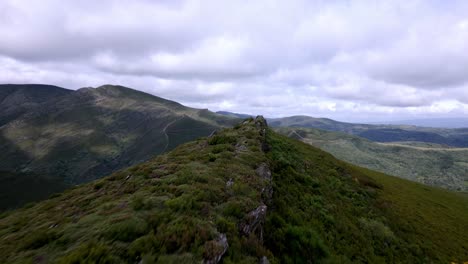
xmin=0 ymin=117 xmax=466 ymax=263
xmin=269 ymin=115 xmax=468 ymax=147
xmin=376 ymin=118 xmax=468 ymax=128
xmin=216 ymin=111 xmax=254 ymax=119
xmin=276 ymin=127 xmax=468 ymax=191
xmin=0 ymin=84 xmax=71 ymax=126
xmin=0 ymin=84 xmax=239 ymax=210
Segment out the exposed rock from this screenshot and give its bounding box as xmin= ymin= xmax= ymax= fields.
xmin=240 ymin=205 xmax=267 ymax=240
xmin=256 ymin=163 xmax=272 ymax=181
xmin=235 ymin=141 xmax=248 ymax=152
xmin=226 ymin=178 xmax=234 ymax=188
xmin=261 ymin=185 xmax=274 ymax=205
xmin=256 ymin=163 xmax=273 ymax=204
xmin=203 ymin=233 xmax=229 ymax=264
xmin=209 ymin=130 xmax=218 ymax=137
xmin=259 ymin=256 xmax=270 ymax=264
xmin=254 ymin=116 xmax=268 ymax=132
xmin=254 ymin=116 xmax=270 ymax=152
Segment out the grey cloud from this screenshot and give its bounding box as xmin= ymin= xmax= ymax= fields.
xmin=0 ymin=0 xmax=468 ymax=121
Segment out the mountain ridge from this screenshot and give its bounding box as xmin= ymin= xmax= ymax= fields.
xmin=0 ymin=116 xmax=466 ymax=263
xmin=0 ymin=84 xmax=240 ymax=210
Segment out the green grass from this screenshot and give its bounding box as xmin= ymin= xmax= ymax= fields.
xmin=276 ymin=127 xmax=468 ymax=191
xmin=0 ymin=117 xmax=466 ymax=263
xmin=0 ymin=118 xmax=270 ymax=263
xmin=265 ymin=131 xmax=468 ymax=263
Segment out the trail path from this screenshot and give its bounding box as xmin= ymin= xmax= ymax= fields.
xmin=162 ymin=117 xmax=182 ymax=152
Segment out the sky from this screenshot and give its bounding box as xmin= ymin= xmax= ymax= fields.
xmin=1 ymin=0 xmax=468 ymax=122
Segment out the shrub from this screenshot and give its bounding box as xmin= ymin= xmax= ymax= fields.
xmin=358 ymin=218 xmax=395 ymax=243
xmin=284 ymin=225 xmax=329 ymax=262
xmin=128 ymin=232 xmax=159 ymax=259
xmin=132 ymin=195 xmax=145 ymax=211
xmin=105 ymin=217 xmax=149 ymax=242
xmin=208 ymin=135 xmax=237 ymax=145
xmin=208 ymin=153 xmax=217 ymax=162
xmin=215 ymin=217 xmax=236 ymax=234
xmin=22 ymin=229 xmax=60 ymax=250
xmin=57 ymin=241 xmax=119 ymax=264
xmin=223 ymin=201 xmax=244 ymax=218
xmin=94 ymin=181 xmax=104 ymax=190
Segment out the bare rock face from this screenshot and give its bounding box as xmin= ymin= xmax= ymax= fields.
xmin=256 ymin=163 xmax=273 ymax=205
xmin=259 ymin=256 xmax=270 ymax=264
xmin=254 ymin=116 xmax=271 ymax=152
xmin=240 ymin=205 xmax=268 ymax=240
xmin=235 ymin=141 xmax=248 ymax=152
xmin=256 ymin=163 xmax=272 ymax=181
xmin=226 ymin=178 xmax=234 ymax=188
xmin=203 ymin=233 xmax=229 ymax=264
xmin=254 ymin=116 xmax=268 ymax=134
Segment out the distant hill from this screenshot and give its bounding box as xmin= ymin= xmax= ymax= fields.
xmin=0 ymin=84 xmax=71 ymax=126
xmin=269 ymin=115 xmax=468 ymax=147
xmin=0 ymin=117 xmax=466 ymax=263
xmin=276 ymin=127 xmax=468 ymax=191
xmin=374 ymin=118 xmax=468 ymax=128
xmin=0 ymin=84 xmax=239 ymax=210
xmin=216 ymin=111 xmax=253 ymax=119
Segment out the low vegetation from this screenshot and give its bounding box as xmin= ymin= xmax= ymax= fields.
xmin=0 ymin=117 xmax=466 ymax=263
xmin=0 ymin=84 xmax=240 ymax=210
xmin=276 ymin=127 xmax=468 ymax=191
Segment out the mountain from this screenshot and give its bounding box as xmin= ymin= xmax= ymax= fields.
xmin=0 ymin=84 xmax=239 ymax=210
xmin=374 ymin=118 xmax=468 ymax=128
xmin=276 ymin=127 xmax=468 ymax=191
xmin=0 ymin=84 xmax=71 ymax=126
xmin=216 ymin=111 xmax=253 ymax=119
xmin=269 ymin=115 xmax=468 ymax=147
xmin=0 ymin=117 xmax=466 ymax=263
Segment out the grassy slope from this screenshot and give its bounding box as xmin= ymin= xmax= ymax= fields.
xmin=276 ymin=127 xmax=468 ymax=191
xmin=0 ymin=85 xmax=238 ymax=184
xmin=0 ymin=84 xmax=72 ymax=126
xmin=266 ymin=132 xmax=468 ymax=263
xmin=0 ymin=85 xmax=239 ymax=209
xmin=0 ymin=118 xmax=271 ymax=263
xmin=0 ymin=118 xmax=466 ymax=263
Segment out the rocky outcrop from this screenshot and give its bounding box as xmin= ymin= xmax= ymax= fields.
xmin=203 ymin=233 xmax=229 ymax=264
xmin=254 ymin=116 xmax=270 ymax=152
xmin=240 ymin=205 xmax=267 ymax=241
xmin=256 ymin=163 xmax=272 ymax=181
xmin=256 ymin=163 xmax=273 ymax=204
xmin=259 ymin=256 xmax=270 ymax=264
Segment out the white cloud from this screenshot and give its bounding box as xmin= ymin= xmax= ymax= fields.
xmin=0 ymin=0 xmax=467 ymax=122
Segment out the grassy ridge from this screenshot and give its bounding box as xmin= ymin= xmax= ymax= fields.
xmin=0 ymin=118 xmax=466 ymax=263
xmin=0 ymin=118 xmax=271 ymax=263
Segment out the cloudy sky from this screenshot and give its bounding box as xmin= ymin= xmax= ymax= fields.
xmin=1 ymin=0 xmax=468 ymax=122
